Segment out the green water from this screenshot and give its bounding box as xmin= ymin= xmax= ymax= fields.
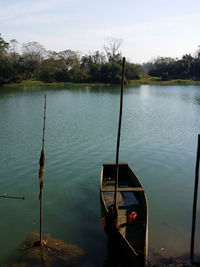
xmin=0 ymin=85 xmax=200 ymax=265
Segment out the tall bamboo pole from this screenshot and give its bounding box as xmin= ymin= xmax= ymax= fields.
xmin=38 ymin=95 xmax=46 ymax=245
xmin=114 ymin=57 xmax=126 ymax=208
xmin=190 ymin=134 xmax=200 ymax=262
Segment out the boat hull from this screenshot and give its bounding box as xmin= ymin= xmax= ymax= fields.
xmin=100 ymin=163 xmax=148 ymax=267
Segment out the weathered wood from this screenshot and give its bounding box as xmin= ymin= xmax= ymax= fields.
xmin=102 ymin=187 xmax=144 ymax=192
xmin=190 ymin=134 xmax=200 ymax=262
xmin=38 ymin=95 xmax=47 ymax=246
xmin=114 ymin=57 xmax=126 ymax=207
xmin=100 ymin=163 xmax=148 ymax=267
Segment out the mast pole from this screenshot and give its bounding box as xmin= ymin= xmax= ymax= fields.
xmin=114 ymin=57 xmax=126 ymax=208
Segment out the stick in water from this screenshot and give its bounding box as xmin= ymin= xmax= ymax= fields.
xmin=38 ymin=95 xmax=47 ymax=245
xmin=114 ymin=57 xmax=126 ymax=208
xmin=0 ymin=195 xmax=25 ymax=200
xmin=190 ymin=134 xmax=200 ymax=262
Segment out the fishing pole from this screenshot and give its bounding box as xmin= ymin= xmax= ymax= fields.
xmin=0 ymin=195 xmax=25 ymax=200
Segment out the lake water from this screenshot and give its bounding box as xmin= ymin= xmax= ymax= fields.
xmin=0 ymin=84 xmax=200 ymax=266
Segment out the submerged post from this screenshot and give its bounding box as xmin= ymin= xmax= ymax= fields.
xmin=114 ymin=57 xmax=126 ymax=208
xmin=0 ymin=195 xmax=24 ymax=200
xmin=38 ymin=95 xmax=47 ymax=245
xmin=190 ymin=134 xmax=200 ymax=262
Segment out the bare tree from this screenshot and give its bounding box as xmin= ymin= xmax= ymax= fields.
xmin=195 ymin=45 xmax=200 ymax=59
xmin=22 ymin=41 xmax=46 ymax=63
xmin=104 ymin=37 xmax=123 ymax=62
xmin=21 ymin=42 xmax=47 ymax=79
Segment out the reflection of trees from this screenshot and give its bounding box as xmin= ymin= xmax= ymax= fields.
xmin=193 ymin=93 xmax=200 ymax=106
xmin=178 ymin=87 xmax=200 ymax=107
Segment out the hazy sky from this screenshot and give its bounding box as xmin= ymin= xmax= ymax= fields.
xmin=1 ymin=0 xmax=200 ymax=63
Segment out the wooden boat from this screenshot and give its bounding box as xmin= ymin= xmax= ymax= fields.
xmin=100 ymin=58 xmax=148 ymax=266
xmin=100 ymin=162 xmax=148 ymax=266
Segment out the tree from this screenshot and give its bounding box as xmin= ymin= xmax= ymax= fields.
xmin=8 ymin=39 xmax=20 ymax=68
xmin=125 ymin=62 xmax=142 ymax=80
xmin=56 ymin=50 xmax=82 ymax=82
xmin=81 ymin=51 xmax=106 ymax=82
xmin=57 ymin=50 xmax=80 ymax=71
xmin=40 ymin=57 xmax=62 ymax=82
xmin=9 ymin=39 xmax=18 ymax=54
xmin=0 ymin=33 xmax=9 ymax=56
xmin=100 ymin=62 xmax=122 ymax=84
xmin=21 ymin=41 xmax=46 ymax=79
xmin=0 ymin=35 xmax=16 ymax=84
xmin=104 ymin=37 xmax=122 ymax=63
xmin=0 ymin=57 xmax=15 ymax=84
xmin=148 ymin=57 xmax=177 ymax=78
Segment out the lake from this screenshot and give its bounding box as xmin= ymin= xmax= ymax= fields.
xmin=0 ymin=84 xmax=200 ymax=266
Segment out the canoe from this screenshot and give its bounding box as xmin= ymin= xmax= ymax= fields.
xmin=100 ymin=162 xmax=148 ymax=266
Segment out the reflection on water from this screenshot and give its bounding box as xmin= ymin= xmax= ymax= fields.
xmin=0 ymin=84 xmax=200 ymax=265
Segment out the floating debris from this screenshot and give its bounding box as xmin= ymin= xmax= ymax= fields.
xmin=16 ymin=232 xmax=84 ymax=266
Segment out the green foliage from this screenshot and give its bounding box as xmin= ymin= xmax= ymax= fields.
xmin=0 ymin=34 xmax=9 ymax=56
xmin=100 ymin=62 xmax=122 ymax=84
xmin=147 ymin=54 xmax=200 ymax=80
xmin=5 ymin=34 xmax=200 ymax=86
xmin=161 ymin=72 xmax=169 ymax=81
xmin=125 ymin=62 xmax=142 ymax=80
xmin=0 ymin=35 xmax=143 ymax=85
xmin=1 ymin=33 xmax=200 ymax=86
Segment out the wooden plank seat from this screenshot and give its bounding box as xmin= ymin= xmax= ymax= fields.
xmin=101 ymin=187 xmax=144 ymax=192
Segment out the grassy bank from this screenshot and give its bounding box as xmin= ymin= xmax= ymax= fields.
xmin=2 ymin=80 xmax=107 ymax=87
xmin=2 ymin=76 xmax=200 ymax=87
xmin=129 ymin=75 xmax=200 ymax=85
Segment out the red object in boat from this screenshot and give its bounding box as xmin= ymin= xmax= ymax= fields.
xmin=129 ymin=211 xmax=137 ymax=224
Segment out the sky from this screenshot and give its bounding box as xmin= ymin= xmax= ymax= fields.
xmin=1 ymin=0 xmax=200 ymax=63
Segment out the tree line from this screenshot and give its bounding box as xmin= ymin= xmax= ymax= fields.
xmin=143 ymin=49 xmax=200 ymax=81
xmin=0 ymin=35 xmax=142 ymax=85
xmin=1 ymin=34 xmax=200 ymax=85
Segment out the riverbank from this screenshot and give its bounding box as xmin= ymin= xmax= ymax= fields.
xmin=2 ymin=77 xmax=200 ymax=87
xmin=1 ymin=80 xmax=107 ymax=87
xmin=129 ymin=76 xmax=200 ymax=85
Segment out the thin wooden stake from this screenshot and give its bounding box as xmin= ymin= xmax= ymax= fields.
xmin=38 ymin=95 xmax=47 ymax=245
xmin=190 ymin=134 xmax=200 ymax=262
xmin=114 ymin=57 xmax=126 ymax=208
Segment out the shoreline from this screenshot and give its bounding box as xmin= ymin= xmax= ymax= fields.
xmin=1 ymin=78 xmax=200 ymax=88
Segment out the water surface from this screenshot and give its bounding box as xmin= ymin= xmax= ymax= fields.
xmin=0 ymin=84 xmax=200 ymax=265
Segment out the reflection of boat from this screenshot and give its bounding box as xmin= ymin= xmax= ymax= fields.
xmin=100 ymin=162 xmax=148 ymax=266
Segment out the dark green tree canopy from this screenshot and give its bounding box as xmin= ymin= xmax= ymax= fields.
xmin=147 ymin=54 xmax=200 ymax=80
xmin=1 ymin=34 xmax=200 ymax=85
xmin=0 ymin=35 xmax=143 ymax=85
